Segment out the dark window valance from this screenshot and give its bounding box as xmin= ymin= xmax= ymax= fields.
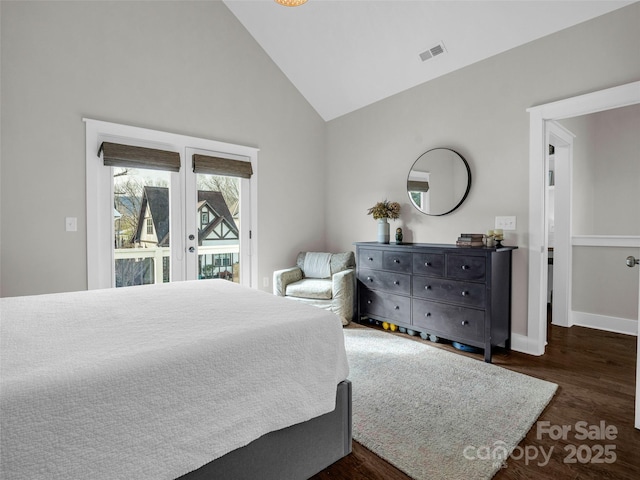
xmin=407 ymin=180 xmax=429 ymax=192
xmin=192 ymin=154 xmax=253 ymax=179
xmin=98 ymin=142 xmax=181 ymax=172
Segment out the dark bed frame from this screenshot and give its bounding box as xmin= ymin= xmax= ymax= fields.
xmin=178 ymin=380 xmax=352 ymax=480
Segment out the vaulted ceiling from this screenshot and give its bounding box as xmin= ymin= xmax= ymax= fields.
xmin=223 ymin=0 xmax=634 ymax=121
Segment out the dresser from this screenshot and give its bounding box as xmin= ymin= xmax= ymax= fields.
xmin=354 ymin=242 xmax=517 ymax=362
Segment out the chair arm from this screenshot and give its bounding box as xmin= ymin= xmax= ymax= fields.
xmin=331 ymin=268 xmax=356 ymax=325
xmin=273 ymin=267 xmax=303 ymax=296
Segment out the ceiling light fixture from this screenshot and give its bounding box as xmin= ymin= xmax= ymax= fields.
xmin=274 ymin=0 xmax=308 ymax=6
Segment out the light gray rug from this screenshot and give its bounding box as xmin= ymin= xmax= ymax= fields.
xmin=343 ymin=327 xmax=557 ymax=480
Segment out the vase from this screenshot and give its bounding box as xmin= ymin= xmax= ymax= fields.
xmin=377 ymin=218 xmax=390 ymax=243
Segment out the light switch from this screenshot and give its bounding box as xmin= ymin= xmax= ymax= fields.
xmin=495 ymin=216 xmax=516 ymax=231
xmin=65 ymin=217 xmax=77 ymax=232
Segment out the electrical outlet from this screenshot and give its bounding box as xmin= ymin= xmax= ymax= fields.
xmin=65 ymin=217 xmax=77 ymax=232
xmin=495 ymin=216 xmax=516 ymax=231
xmin=263 ymin=277 xmax=270 ymax=288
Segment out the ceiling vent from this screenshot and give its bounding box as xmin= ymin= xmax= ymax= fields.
xmin=419 ymin=42 xmax=446 ymax=62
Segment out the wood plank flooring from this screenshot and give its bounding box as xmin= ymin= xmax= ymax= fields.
xmin=311 ymin=323 xmax=639 ymax=480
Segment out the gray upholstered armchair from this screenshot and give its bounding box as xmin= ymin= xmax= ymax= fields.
xmin=273 ymin=251 xmax=356 ymax=326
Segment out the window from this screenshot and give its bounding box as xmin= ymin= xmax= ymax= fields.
xmin=85 ymin=118 xmax=258 ymax=289
xmin=201 ymin=211 xmax=209 ymax=225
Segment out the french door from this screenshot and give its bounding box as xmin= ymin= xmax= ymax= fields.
xmin=86 ymin=119 xmax=257 ymax=290
xmin=184 ymin=147 xmax=252 ymax=285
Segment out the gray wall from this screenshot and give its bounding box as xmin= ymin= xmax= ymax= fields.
xmin=324 ymin=3 xmax=640 ymax=335
xmin=1 ymin=0 xmax=327 ymax=297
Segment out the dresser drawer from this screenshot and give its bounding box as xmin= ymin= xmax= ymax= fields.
xmin=359 ymin=268 xmax=410 ymax=295
xmin=359 ymin=248 xmax=383 ymax=270
xmin=412 ymin=299 xmax=484 ymax=343
xmin=446 ymin=255 xmax=486 ymax=281
xmin=360 ymin=288 xmax=411 ymax=323
xmin=412 ymin=252 xmax=444 ymax=277
xmin=412 ymin=276 xmax=486 ymax=308
xmin=382 ymin=251 xmax=412 ymax=273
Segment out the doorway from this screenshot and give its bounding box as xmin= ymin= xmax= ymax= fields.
xmin=527 ymin=82 xmax=640 ymax=430
xmin=526 ymin=81 xmax=640 ymax=356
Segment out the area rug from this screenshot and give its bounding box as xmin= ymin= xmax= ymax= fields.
xmin=343 ymin=326 xmax=557 ymax=480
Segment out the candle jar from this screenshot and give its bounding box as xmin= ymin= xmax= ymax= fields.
xmin=485 ymin=235 xmax=495 ymax=247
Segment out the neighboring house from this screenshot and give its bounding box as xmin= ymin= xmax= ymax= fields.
xmin=133 ymin=186 xmax=170 ymax=248
xmin=132 ymin=186 xmax=238 ymax=247
xmin=131 ymin=186 xmax=239 ymax=280
xmin=197 ymin=190 xmax=239 ymax=247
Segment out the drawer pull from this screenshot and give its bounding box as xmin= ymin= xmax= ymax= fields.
xmin=425 ymin=285 xmax=431 ymax=290
xmin=368 ymin=257 xmax=374 ymax=261
xmin=461 ymin=291 xmax=468 ymax=296
xmin=393 ymin=280 xmax=399 ymax=285
xmin=394 ymin=305 xmax=400 ymax=310
xmin=425 ymin=262 xmax=431 ymax=267
xmin=461 ymin=265 xmax=470 ymax=270
xmin=367 ymin=276 xmax=373 ymax=282
xmin=367 ymin=300 xmax=372 ymax=304
xmin=393 ymin=259 xmax=400 ymax=264
xmin=424 ymin=312 xmax=431 ymax=317
xmin=461 ymin=320 xmax=469 ymax=326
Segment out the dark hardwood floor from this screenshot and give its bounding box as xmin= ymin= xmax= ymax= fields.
xmin=312 ymin=321 xmax=639 ymax=480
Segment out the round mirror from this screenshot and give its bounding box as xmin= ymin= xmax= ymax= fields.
xmin=407 ymin=148 xmax=471 ymax=216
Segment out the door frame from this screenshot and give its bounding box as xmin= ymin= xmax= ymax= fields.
xmin=637 ymin=262 xmax=640 ymax=430
xmin=546 ymin=121 xmax=575 ymax=332
xmin=526 ymin=81 xmax=640 ymax=356
xmin=85 ymin=118 xmax=259 ymax=289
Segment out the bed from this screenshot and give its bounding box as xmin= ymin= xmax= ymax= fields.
xmin=0 ymin=280 xmax=351 ymax=480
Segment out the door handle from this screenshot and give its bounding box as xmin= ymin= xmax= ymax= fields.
xmin=626 ymin=256 xmax=639 ymax=268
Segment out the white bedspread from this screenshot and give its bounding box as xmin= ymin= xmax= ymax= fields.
xmin=0 ymin=280 xmax=349 ymax=480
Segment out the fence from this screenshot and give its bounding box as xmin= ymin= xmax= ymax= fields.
xmin=114 ymin=246 xmax=239 ymax=286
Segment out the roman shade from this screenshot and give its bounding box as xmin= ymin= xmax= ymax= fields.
xmin=99 ymin=142 xmax=181 ymax=172
xmin=192 ymin=154 xmax=253 ymax=179
xmin=407 ymin=180 xmax=429 ymax=192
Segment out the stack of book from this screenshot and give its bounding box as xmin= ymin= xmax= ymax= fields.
xmin=456 ymin=233 xmax=484 ymax=247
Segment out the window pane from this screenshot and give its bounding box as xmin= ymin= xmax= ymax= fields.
xmin=196 ymin=173 xmax=240 ymax=283
xmin=113 ymin=167 xmax=171 ymax=287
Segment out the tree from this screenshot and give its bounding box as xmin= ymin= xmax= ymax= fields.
xmin=113 ymin=170 xmax=143 ymax=248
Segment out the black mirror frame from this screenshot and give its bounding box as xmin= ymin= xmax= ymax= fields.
xmin=407 ymin=148 xmax=472 ymax=216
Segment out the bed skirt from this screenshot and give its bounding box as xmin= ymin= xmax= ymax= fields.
xmin=178 ymin=380 xmax=352 ymax=480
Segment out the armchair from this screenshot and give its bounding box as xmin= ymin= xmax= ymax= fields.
xmin=273 ymin=251 xmax=356 ymax=326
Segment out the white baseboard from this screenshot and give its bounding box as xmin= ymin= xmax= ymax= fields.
xmin=510 ymin=333 xmax=545 ymax=356
xmin=510 ymin=312 xmax=638 ymax=358
xmin=571 ymin=311 xmax=638 ymax=336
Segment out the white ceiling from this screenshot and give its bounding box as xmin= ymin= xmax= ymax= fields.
xmin=223 ymin=0 xmax=634 ymax=121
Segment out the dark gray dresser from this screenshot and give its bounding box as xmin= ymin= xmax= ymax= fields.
xmin=354 ymin=242 xmax=517 ymax=362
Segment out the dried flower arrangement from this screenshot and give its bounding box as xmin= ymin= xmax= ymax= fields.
xmin=367 ymin=200 xmax=401 ymax=220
